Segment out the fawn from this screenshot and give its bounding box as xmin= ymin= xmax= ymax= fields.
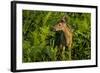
xmin=53 ymin=16 xmax=73 ymax=60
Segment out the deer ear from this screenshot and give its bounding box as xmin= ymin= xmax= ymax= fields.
xmin=61 ymin=16 xmax=67 ymax=23
xmin=60 ymin=19 xmax=65 ymax=23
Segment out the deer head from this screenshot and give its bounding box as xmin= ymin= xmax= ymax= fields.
xmin=53 ymin=16 xmax=67 ymax=32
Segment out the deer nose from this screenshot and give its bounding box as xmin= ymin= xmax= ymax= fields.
xmin=52 ymin=29 xmax=56 ymax=32
xmin=52 ymin=28 xmax=56 ymax=32
xmin=50 ymin=26 xmax=56 ymax=32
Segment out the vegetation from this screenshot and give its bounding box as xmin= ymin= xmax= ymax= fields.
xmin=22 ymin=10 xmax=91 ymax=62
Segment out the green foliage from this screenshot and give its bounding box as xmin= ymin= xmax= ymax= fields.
xmin=22 ymin=10 xmax=91 ymax=62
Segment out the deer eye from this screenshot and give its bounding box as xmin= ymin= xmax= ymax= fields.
xmin=59 ymin=23 xmax=61 ymax=26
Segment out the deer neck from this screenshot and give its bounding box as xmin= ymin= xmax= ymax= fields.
xmin=62 ymin=27 xmax=70 ymax=44
xmin=63 ymin=26 xmax=69 ymax=34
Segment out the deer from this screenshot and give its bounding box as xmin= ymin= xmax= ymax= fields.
xmin=52 ymin=16 xmax=73 ymax=60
